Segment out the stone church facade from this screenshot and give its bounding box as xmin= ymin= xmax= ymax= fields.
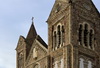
xmin=16 ymin=0 xmax=100 ymax=68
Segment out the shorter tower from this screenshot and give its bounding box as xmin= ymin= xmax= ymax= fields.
xmin=16 ymin=36 xmax=26 ymax=68
xmin=47 ymin=0 xmax=100 ymax=68
xmin=16 ymin=19 xmax=48 ymax=68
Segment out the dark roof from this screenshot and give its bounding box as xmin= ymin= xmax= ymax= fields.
xmin=25 ymin=23 xmax=48 ymax=59
xmin=26 ymin=23 xmax=37 ymax=45
xmin=25 ymin=23 xmax=37 ymax=58
xmin=36 ymin=35 xmax=48 ymax=49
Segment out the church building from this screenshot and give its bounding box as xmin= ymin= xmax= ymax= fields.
xmin=16 ymin=0 xmax=100 ymax=68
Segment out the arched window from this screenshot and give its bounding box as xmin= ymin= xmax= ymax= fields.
xmin=52 ymin=26 xmax=54 ymax=50
xmin=62 ymin=26 xmax=65 ymax=46
xmin=88 ymin=61 xmax=92 ymax=68
xmin=78 ymin=23 xmax=95 ymax=50
xmin=89 ymin=29 xmax=93 ymax=49
xmin=79 ymin=24 xmax=83 ymax=45
xmin=57 ymin=25 xmax=61 ymax=48
xmin=53 ymin=25 xmax=65 ymax=50
xmin=84 ymin=24 xmax=89 ymax=46
xmin=79 ymin=58 xmax=84 ymax=68
xmin=53 ymin=31 xmax=57 ymax=50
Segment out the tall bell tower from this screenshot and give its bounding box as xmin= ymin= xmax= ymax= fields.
xmin=47 ymin=0 xmax=72 ymax=52
xmin=47 ymin=0 xmax=100 ymax=68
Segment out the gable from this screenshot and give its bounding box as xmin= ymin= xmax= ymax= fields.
xmin=47 ymin=1 xmax=68 ymax=23
xmin=16 ymin=36 xmax=25 ymax=51
xmin=74 ymin=0 xmax=100 ymax=18
xmin=26 ymin=38 xmax=48 ymax=65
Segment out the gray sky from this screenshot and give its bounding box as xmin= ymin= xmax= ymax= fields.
xmin=0 ymin=0 xmax=99 ymax=68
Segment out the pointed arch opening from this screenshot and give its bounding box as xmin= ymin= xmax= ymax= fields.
xmin=53 ymin=31 xmax=57 ymax=50
xmin=79 ymin=58 xmax=84 ymax=68
xmin=88 ymin=61 xmax=92 ymax=68
xmin=57 ymin=25 xmax=61 ymax=48
xmin=84 ymin=24 xmax=89 ymax=46
xmin=79 ymin=24 xmax=83 ymax=45
xmin=89 ymin=29 xmax=94 ymax=49
xmin=62 ymin=25 xmax=65 ymax=46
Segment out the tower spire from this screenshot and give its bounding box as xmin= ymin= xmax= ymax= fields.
xmin=26 ymin=17 xmax=37 ymax=45
xmin=32 ymin=17 xmax=34 ymax=25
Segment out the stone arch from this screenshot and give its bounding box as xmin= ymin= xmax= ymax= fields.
xmin=89 ymin=29 xmax=94 ymax=50
xmin=53 ymin=23 xmax=65 ymax=50
xmin=83 ymin=22 xmax=91 ymax=30
xmin=86 ymin=59 xmax=93 ymax=68
xmin=52 ymin=23 xmax=62 ymax=50
xmin=83 ymin=22 xmax=91 ymax=47
xmin=78 ymin=24 xmax=84 ymax=45
xmin=78 ymin=22 xmax=95 ymax=50
xmin=79 ymin=57 xmax=85 ymax=68
xmin=33 ymin=62 xmax=40 ymax=68
xmin=78 ymin=55 xmax=87 ymax=68
xmin=53 ymin=31 xmax=57 ymax=50
xmin=57 ymin=24 xmax=62 ymax=48
xmin=79 ymin=55 xmax=86 ymax=60
xmin=52 ymin=25 xmax=54 ymax=50
xmin=86 ymin=58 xmax=93 ymax=63
xmin=84 ymin=23 xmax=89 ymax=46
xmin=56 ymin=23 xmax=62 ymax=31
xmin=61 ymin=25 xmax=65 ymax=46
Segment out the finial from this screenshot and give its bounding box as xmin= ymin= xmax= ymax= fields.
xmin=32 ymin=17 xmax=34 ymax=24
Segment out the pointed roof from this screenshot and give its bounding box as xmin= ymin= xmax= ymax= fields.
xmin=25 ymin=35 xmax=48 ymax=64
xmin=47 ymin=0 xmax=67 ymax=23
xmin=25 ymin=20 xmax=38 ymax=58
xmin=26 ymin=23 xmax=37 ymax=39
xmin=26 ymin=21 xmax=37 ymax=45
xmin=26 ymin=17 xmax=37 ymax=39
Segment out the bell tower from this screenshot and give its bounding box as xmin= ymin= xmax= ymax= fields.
xmin=47 ymin=0 xmax=72 ymax=52
xmin=47 ymin=0 xmax=100 ymax=68
xmin=47 ymin=0 xmax=73 ymax=68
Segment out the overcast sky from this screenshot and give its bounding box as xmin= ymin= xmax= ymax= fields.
xmin=0 ymin=0 xmax=99 ymax=68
